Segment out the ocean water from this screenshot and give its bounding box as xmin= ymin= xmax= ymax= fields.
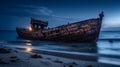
xmin=0 ymin=31 xmax=120 ymax=66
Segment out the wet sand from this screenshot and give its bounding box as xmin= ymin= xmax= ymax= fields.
xmin=0 ymin=47 xmax=99 ymax=67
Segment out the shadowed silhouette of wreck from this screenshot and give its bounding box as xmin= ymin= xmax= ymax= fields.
xmin=16 ymin=12 xmax=104 ymax=42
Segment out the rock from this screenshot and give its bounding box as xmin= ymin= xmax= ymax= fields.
xmin=0 ymin=48 xmax=10 ymax=54
xmin=64 ymin=65 xmax=66 ymax=67
xmin=0 ymin=61 xmax=8 ymax=64
xmin=10 ymin=56 xmax=17 ymax=59
xmin=0 ymin=58 xmax=8 ymax=64
xmin=10 ymin=56 xmax=19 ymax=63
xmin=14 ymin=50 xmax=18 ymax=53
xmin=71 ymin=62 xmax=77 ymax=65
xmin=109 ymin=39 xmax=113 ymax=43
xmin=46 ymin=58 xmax=51 ymax=60
xmin=53 ymin=60 xmax=63 ymax=63
xmin=8 ymin=48 xmax=12 ymax=51
xmin=10 ymin=59 xmax=17 ymax=62
xmin=86 ymin=64 xmax=93 ymax=67
xmin=0 ymin=58 xmax=2 ymax=60
xmin=69 ymin=64 xmax=74 ymax=67
xmin=30 ymin=54 xmax=42 ymax=58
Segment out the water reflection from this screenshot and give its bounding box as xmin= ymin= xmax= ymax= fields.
xmin=25 ymin=43 xmax=33 ymax=52
xmin=98 ymin=57 xmax=120 ymax=66
xmin=97 ymin=40 xmax=120 ymax=66
xmin=37 ymin=42 xmax=97 ymax=53
xmin=97 ymin=40 xmax=120 ymax=56
xmin=26 ymin=47 xmax=32 ymax=52
xmin=26 ymin=43 xmax=32 ymax=46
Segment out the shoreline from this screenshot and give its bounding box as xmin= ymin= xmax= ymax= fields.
xmin=16 ymin=47 xmax=97 ymax=61
xmin=0 ymin=46 xmax=99 ymax=67
xmin=32 ymin=49 xmax=97 ymax=61
xmin=17 ymin=48 xmax=98 ymax=62
xmin=0 ymin=46 xmax=120 ymax=67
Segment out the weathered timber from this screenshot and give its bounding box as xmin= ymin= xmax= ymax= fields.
xmin=16 ymin=12 xmax=104 ymax=42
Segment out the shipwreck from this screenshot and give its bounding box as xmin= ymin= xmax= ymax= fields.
xmin=16 ymin=12 xmax=104 ymax=42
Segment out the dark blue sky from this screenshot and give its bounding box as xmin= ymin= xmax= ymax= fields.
xmin=0 ymin=0 xmax=120 ymax=30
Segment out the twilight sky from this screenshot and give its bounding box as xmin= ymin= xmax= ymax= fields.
xmin=0 ymin=0 xmax=120 ymax=30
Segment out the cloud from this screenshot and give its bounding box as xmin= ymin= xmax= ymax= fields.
xmin=22 ymin=5 xmax=53 ymax=16
xmin=0 ymin=4 xmax=86 ymax=29
xmin=0 ymin=4 xmax=80 ymax=20
xmin=0 ymin=3 xmax=82 ymax=23
xmin=0 ymin=5 xmax=53 ymax=18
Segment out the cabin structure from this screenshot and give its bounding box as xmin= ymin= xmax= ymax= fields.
xmin=30 ymin=18 xmax=48 ymax=30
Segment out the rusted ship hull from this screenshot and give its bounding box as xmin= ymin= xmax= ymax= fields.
xmin=16 ymin=12 xmax=104 ymax=42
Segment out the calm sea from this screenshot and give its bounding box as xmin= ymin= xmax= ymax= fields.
xmin=0 ymin=31 xmax=120 ymax=66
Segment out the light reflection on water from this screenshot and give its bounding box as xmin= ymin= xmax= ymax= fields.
xmin=25 ymin=43 xmax=32 ymax=52
xmin=25 ymin=47 xmax=32 ymax=52
xmin=26 ymin=43 xmax=32 ymax=46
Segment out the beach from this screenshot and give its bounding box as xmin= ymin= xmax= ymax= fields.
xmin=0 ymin=31 xmax=120 ymax=67
xmin=0 ymin=42 xmax=119 ymax=67
xmin=0 ymin=45 xmax=100 ymax=67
